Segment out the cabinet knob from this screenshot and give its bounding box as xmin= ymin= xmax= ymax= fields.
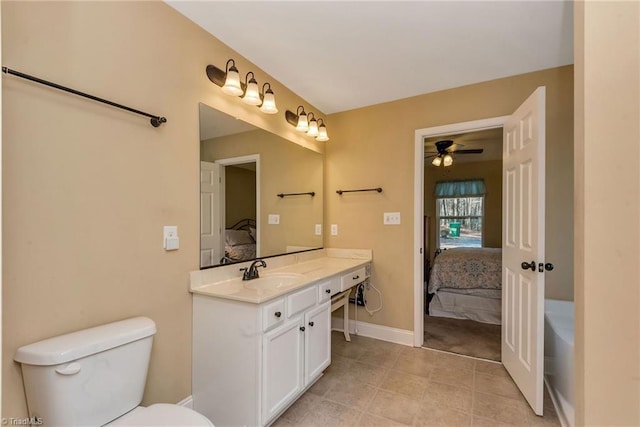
xmin=274 ymin=311 xmax=282 ymax=318
xmin=299 ymin=326 xmax=306 ymax=332
xmin=308 ymin=321 xmax=314 ymax=327
xmin=325 ymin=289 xmax=331 ymax=294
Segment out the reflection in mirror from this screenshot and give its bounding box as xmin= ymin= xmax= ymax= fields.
xmin=199 ymin=103 xmax=323 ymax=269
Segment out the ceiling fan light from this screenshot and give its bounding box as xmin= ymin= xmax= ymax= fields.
xmin=431 ymin=156 xmax=442 ymax=166
xmin=443 ymin=154 xmax=453 ymax=167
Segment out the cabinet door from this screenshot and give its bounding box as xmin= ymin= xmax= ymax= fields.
xmin=304 ymin=301 xmax=331 ymax=385
xmin=262 ymin=317 xmax=304 ymax=424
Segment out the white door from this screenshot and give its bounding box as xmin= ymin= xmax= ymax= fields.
xmin=304 ymin=301 xmax=331 ymax=385
xmin=200 ymin=161 xmax=222 ymax=267
xmin=262 ymin=318 xmax=304 ymax=424
xmin=502 ymin=87 xmax=546 ymax=415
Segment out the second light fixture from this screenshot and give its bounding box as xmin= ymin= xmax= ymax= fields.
xmin=286 ymin=106 xmax=330 ymax=142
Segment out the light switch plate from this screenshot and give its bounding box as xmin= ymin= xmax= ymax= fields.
xmin=383 ymin=212 xmax=401 ymax=225
xmin=315 ymin=224 xmax=322 ymax=235
xmin=331 ymin=224 xmax=338 ymax=236
xmin=268 ymin=214 xmax=280 ymax=225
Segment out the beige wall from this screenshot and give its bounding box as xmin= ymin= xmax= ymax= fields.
xmin=2 ymin=1 xmax=324 ymax=417
xmin=326 ymin=65 xmax=574 ymax=331
xmin=424 ymin=159 xmax=502 ymax=256
xmin=574 ymin=2 xmax=640 ymax=425
xmin=201 ymin=129 xmax=323 ymax=258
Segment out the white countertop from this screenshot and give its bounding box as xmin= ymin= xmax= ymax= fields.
xmin=190 ymin=249 xmax=372 ymax=304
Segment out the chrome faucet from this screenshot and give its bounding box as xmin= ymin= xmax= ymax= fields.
xmin=240 ymin=259 xmax=267 ymax=281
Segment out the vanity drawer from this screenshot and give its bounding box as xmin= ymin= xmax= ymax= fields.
xmin=340 ymin=266 xmax=368 ymax=291
xmin=262 ymin=298 xmax=285 ymax=331
xmin=287 ymin=286 xmax=317 ymax=318
xmin=318 ymin=277 xmax=340 ymax=303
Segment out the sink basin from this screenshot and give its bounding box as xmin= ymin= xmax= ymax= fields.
xmin=201 ymin=279 xmax=244 ymax=295
xmin=243 ymin=273 xmax=304 ymax=290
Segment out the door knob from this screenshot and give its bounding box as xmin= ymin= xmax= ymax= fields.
xmin=521 ymin=261 xmax=536 ymax=271
xmin=545 ymin=263 xmax=554 ymax=271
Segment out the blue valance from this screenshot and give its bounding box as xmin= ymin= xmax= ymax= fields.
xmin=435 ymin=179 xmax=486 ymax=198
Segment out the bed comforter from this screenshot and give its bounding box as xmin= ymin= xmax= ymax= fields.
xmin=428 ymin=247 xmax=502 ymax=294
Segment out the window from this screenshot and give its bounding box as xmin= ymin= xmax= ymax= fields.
xmin=435 ymin=180 xmax=486 ymax=249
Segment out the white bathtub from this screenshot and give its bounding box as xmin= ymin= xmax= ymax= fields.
xmin=544 ymin=299 xmax=574 ymax=427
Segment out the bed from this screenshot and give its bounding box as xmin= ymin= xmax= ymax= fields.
xmin=427 ymin=247 xmax=502 ymax=325
xmin=221 ymin=219 xmax=256 ymax=264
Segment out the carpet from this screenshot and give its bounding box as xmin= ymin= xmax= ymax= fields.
xmin=423 ymin=315 xmax=501 ymax=361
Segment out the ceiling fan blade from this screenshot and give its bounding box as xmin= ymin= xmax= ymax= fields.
xmin=452 ymin=149 xmax=484 ymax=154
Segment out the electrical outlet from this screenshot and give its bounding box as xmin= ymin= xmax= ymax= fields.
xmin=268 ymin=214 xmax=280 ymax=225
xmin=331 ymin=224 xmax=338 ymax=236
xmin=315 ymin=224 xmax=322 ymax=235
xmin=163 ymin=226 xmax=179 ymax=250
xmin=383 ymin=212 xmax=401 ymax=225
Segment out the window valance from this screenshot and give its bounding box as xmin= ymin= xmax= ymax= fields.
xmin=434 ymin=179 xmax=486 ymax=198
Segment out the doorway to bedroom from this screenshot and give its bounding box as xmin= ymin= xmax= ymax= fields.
xmin=422 ymin=127 xmax=503 ymax=361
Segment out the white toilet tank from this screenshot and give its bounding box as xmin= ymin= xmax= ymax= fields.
xmin=14 ymin=317 xmax=157 ymax=426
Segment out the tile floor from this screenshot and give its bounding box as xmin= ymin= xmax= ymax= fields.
xmin=273 ymin=331 xmax=560 ymax=427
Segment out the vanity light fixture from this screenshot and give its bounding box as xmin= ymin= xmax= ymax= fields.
xmin=291 ymin=106 xmax=309 ymax=132
xmin=242 ymin=72 xmax=262 ymax=106
xmin=259 ymin=83 xmax=278 ymax=114
xmin=220 ymin=60 xmax=243 ymax=96
xmin=316 ymin=119 xmax=330 ymax=141
xmin=206 ymin=59 xmax=278 ymax=114
xmin=285 ymin=106 xmax=330 ymax=142
xmin=306 ymin=112 xmax=319 ymax=137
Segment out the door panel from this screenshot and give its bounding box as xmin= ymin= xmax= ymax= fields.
xmin=501 ymin=86 xmax=546 ymax=415
xmin=200 ymin=161 xmax=221 ymax=267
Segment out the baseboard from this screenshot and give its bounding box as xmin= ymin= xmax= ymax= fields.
xmin=544 ymin=377 xmax=573 ymax=427
xmin=331 ymin=316 xmax=414 ymax=346
xmin=177 ymin=396 xmax=194 ymax=409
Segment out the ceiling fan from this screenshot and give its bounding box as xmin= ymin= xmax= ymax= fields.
xmin=424 ymin=139 xmax=484 ymax=167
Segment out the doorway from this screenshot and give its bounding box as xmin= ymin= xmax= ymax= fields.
xmin=421 ymin=128 xmax=504 ymax=361
xmin=413 ymin=116 xmax=508 ymax=349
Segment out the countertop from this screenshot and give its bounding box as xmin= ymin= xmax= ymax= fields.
xmin=190 ymin=249 xmax=372 ymax=304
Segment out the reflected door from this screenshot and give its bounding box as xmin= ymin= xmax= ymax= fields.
xmin=200 ymin=161 xmax=222 ymax=267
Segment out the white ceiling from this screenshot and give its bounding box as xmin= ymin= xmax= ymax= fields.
xmin=167 ymin=1 xmax=573 ymax=114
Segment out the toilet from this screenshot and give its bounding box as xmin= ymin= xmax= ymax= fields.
xmin=14 ymin=317 xmax=213 ymax=427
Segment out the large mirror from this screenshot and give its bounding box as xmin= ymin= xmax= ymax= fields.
xmin=199 ymin=103 xmax=323 ymax=268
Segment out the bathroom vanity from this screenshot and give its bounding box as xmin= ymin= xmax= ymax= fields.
xmin=190 ymin=249 xmax=371 ymax=427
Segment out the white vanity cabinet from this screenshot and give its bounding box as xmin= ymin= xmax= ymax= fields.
xmin=193 ymin=281 xmax=332 ymax=427
xmin=262 ymin=300 xmax=330 ymax=423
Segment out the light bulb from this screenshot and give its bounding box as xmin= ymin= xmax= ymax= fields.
xmin=432 ymin=156 xmax=442 ymax=166
xmin=296 ymin=112 xmax=309 ymax=132
xmin=242 ymin=73 xmax=261 ymax=106
xmin=259 ymin=87 xmax=278 ymax=114
xmin=307 ymin=117 xmax=319 ymax=137
xmin=443 ymin=154 xmax=453 ymax=167
xmin=221 ymin=65 xmax=243 ymax=96
xmin=316 ymin=123 xmax=329 ymax=142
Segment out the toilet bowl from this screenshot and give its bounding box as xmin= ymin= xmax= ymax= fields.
xmin=15 ymin=317 xmax=213 ymax=426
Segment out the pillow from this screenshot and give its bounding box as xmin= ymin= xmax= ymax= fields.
xmin=249 ymin=227 xmax=257 ymax=242
xmin=225 ymin=229 xmax=254 ymax=246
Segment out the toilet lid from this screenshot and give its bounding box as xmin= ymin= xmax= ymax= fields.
xmin=109 ymin=404 xmax=214 ymax=426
